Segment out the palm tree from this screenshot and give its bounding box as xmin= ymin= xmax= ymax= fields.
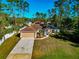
xmin=35 ymin=12 xmax=40 ymax=18
xmin=15 ymin=0 xmax=29 ymax=17
xmin=22 ymin=1 xmax=29 ymax=17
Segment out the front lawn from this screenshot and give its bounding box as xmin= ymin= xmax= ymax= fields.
xmin=0 ymin=34 xmax=20 ymax=59
xmin=32 ymin=37 xmax=79 ymax=59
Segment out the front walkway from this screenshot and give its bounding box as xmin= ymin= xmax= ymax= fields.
xmin=36 ymin=35 xmax=49 ymax=40
xmin=6 ymin=37 xmax=34 ymax=59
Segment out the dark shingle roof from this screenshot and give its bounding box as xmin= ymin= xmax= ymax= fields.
xmin=48 ymin=25 xmax=57 ymax=29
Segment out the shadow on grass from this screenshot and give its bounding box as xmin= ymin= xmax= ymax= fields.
xmin=50 ymin=34 xmax=69 ymax=41
xmin=50 ymin=34 xmax=79 ymax=47
xmin=16 ymin=33 xmax=20 ymax=37
xmin=70 ymin=43 xmax=79 ymax=47
xmin=35 ymin=54 xmax=75 ymax=59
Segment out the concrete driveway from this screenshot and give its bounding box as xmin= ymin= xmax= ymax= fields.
xmin=6 ymin=37 xmax=34 ymax=59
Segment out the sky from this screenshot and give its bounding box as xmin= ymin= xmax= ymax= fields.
xmin=1 ymin=0 xmax=55 ymax=18
xmin=1 ymin=0 xmax=79 ymax=18
xmin=26 ymin=0 xmax=55 ymax=18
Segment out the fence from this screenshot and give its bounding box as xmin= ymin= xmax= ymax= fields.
xmin=0 ymin=31 xmax=16 ymax=45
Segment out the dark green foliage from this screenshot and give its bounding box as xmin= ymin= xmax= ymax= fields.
xmin=35 ymin=12 xmax=47 ymax=19
xmin=47 ymin=0 xmax=79 ymax=44
xmin=61 ymin=17 xmax=73 ymax=29
xmin=0 ymin=34 xmax=4 ymax=39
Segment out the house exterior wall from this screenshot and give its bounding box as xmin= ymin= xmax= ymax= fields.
xmin=20 ymin=32 xmax=35 ymax=38
xmin=48 ymin=29 xmax=52 ymax=34
xmin=34 ymin=32 xmax=37 ymax=38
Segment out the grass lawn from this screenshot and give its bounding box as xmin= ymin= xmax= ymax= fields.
xmin=0 ymin=34 xmax=20 ymax=59
xmin=32 ymin=37 xmax=79 ymax=59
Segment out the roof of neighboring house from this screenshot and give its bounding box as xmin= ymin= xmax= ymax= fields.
xmin=31 ymin=24 xmax=42 ymax=30
xmin=21 ymin=24 xmax=42 ymax=33
xmin=47 ymin=25 xmax=57 ymax=29
xmin=34 ymin=20 xmax=45 ymax=24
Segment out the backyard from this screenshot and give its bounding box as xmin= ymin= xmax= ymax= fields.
xmin=32 ymin=37 xmax=79 ymax=59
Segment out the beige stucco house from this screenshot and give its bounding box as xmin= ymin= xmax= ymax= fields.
xmin=20 ymin=24 xmax=42 ymax=38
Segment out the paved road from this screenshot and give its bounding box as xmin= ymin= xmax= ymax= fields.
xmin=6 ymin=37 xmax=34 ymax=59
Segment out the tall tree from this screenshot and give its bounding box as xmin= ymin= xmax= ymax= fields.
xmin=6 ymin=0 xmax=29 ymax=26
xmin=35 ymin=12 xmax=46 ymax=19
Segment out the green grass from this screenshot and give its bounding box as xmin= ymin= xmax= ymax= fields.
xmin=0 ymin=34 xmax=20 ymax=59
xmin=32 ymin=37 xmax=79 ymax=59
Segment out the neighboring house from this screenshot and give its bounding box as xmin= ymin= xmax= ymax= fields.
xmin=47 ymin=25 xmax=60 ymax=34
xmin=26 ymin=20 xmax=32 ymax=26
xmin=5 ymin=25 xmax=12 ymax=29
xmin=34 ymin=20 xmax=45 ymax=25
xmin=20 ymin=24 xmax=42 ymax=38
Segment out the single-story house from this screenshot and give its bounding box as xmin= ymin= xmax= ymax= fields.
xmin=42 ymin=25 xmax=60 ymax=35
xmin=20 ymin=24 xmax=42 ymax=38
xmin=47 ymin=25 xmax=60 ymax=34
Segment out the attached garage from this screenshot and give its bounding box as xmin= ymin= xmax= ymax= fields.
xmin=20 ymin=24 xmax=41 ymax=38
xmin=20 ymin=32 xmax=35 ymax=38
